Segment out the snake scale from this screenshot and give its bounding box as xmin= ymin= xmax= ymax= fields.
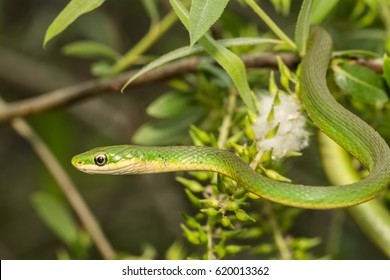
xmin=72 ymin=27 xmax=390 ymax=209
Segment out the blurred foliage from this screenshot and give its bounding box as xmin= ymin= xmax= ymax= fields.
xmin=0 ymin=0 xmax=389 ymax=260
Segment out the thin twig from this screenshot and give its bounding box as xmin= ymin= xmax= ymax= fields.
xmin=263 ymin=203 xmax=293 ymax=260
xmin=0 ymin=53 xmax=299 ymax=124
xmin=217 ymin=89 xmax=237 ymax=149
xmin=249 ymin=150 xmax=292 ymax=259
xmin=0 ymin=97 xmax=117 ymax=260
xmin=112 ymin=10 xmax=178 ymax=73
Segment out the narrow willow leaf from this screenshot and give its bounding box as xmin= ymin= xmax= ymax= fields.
xmin=234 ymin=209 xmax=256 ymax=222
xmin=200 ymin=208 xmax=219 ymax=216
xmin=180 ymin=224 xmax=201 ymax=245
xmin=62 ymin=41 xmax=121 ymax=60
xmin=176 ymin=176 xmax=205 ymax=193
xmin=123 ymin=37 xmax=281 ymax=90
xmin=220 ymin=229 xmax=244 ymax=240
xmin=190 ymin=125 xmax=211 ymax=143
xmin=291 ymin=237 xmax=321 ymax=250
xmin=333 ymin=49 xmax=380 ymax=59
xmin=31 ymin=192 xmax=78 ymax=246
xmin=334 ymin=64 xmax=388 ymax=106
xmin=180 ymin=211 xmax=202 ymax=229
xmin=310 ymin=0 xmax=339 ymax=24
xmin=238 ymin=227 xmax=263 ymax=239
xmin=184 ymin=189 xmax=202 ymax=209
xmin=295 ymin=0 xmax=313 ymax=56
xmin=170 ymin=0 xmax=257 ymax=112
xmin=383 ymin=54 xmax=390 ymax=89
xmin=44 ymin=0 xmax=106 ymax=47
xmin=225 ymin=245 xmax=250 ymax=255
xmin=189 ymin=0 xmax=230 ymax=46
xmin=146 ymin=91 xmax=194 ymax=118
xmin=264 ymin=168 xmax=292 ymax=182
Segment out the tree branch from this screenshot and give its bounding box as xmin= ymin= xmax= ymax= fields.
xmin=1 ymin=50 xmax=381 ymax=125
xmin=0 ymin=53 xmax=299 ymax=124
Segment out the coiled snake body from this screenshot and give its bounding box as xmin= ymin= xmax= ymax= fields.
xmin=72 ymin=27 xmax=390 ymax=209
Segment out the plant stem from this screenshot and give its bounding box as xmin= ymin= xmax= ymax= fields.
xmin=217 ymin=89 xmax=237 ymax=148
xmin=112 ymin=10 xmax=178 ymax=73
xmin=249 ymin=143 xmax=292 ymax=259
xmin=318 ymin=132 xmax=390 ymax=258
xmin=263 ymin=203 xmax=292 ymax=260
xmin=245 ymin=0 xmax=296 ymax=50
xmin=0 ymin=97 xmax=117 ymax=260
xmin=206 ymin=219 xmax=216 ymax=259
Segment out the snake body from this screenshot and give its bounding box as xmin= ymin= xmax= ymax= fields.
xmin=72 ymin=27 xmax=390 ymax=209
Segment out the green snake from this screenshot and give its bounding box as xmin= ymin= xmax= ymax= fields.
xmin=72 ymin=27 xmax=390 ymax=209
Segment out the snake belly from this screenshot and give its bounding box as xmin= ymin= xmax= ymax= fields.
xmin=72 ymin=27 xmax=390 ymax=209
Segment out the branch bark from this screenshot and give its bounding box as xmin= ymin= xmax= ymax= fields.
xmin=0 ymin=53 xmax=299 ymax=124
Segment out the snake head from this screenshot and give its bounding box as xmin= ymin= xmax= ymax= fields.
xmin=71 ymin=145 xmax=132 ymax=174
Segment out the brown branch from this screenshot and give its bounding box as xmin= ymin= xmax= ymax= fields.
xmin=0 ymin=53 xmax=299 ymax=124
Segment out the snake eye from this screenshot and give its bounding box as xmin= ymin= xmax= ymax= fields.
xmin=94 ymin=154 xmax=107 ymax=166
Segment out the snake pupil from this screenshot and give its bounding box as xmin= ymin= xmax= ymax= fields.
xmin=94 ymin=154 xmax=107 ymax=166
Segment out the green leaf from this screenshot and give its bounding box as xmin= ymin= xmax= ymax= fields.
xmin=170 ymin=0 xmax=257 ymax=112
xmin=334 ymin=63 xmax=388 ymax=106
xmin=176 ymin=177 xmax=205 ymax=193
xmin=31 ymin=192 xmax=78 ymax=246
xmin=180 ymin=211 xmax=202 ymax=229
xmin=200 ymin=208 xmax=219 ymax=216
xmin=62 ymin=41 xmax=121 ymax=61
xmin=383 ymin=54 xmax=390 ymax=89
xmin=295 ymin=0 xmax=313 ymax=56
xmin=146 ymin=91 xmax=194 ymax=118
xmin=333 ymin=49 xmax=380 ymax=59
xmin=123 ymin=37 xmax=280 ymax=90
xmin=189 ymin=125 xmax=211 ymax=143
xmin=225 ymin=244 xmax=250 ymax=255
xmin=310 ymin=0 xmax=339 ymax=24
xmin=189 ymin=0 xmax=230 ymax=46
xmin=44 ymin=0 xmax=106 ymax=47
xmin=132 ymin=108 xmax=205 ymax=145
xmin=184 ymin=189 xmax=202 ymax=209
xmin=234 ymin=209 xmax=256 ymax=222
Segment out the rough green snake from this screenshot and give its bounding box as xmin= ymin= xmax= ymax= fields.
xmin=72 ymin=27 xmax=390 ymax=209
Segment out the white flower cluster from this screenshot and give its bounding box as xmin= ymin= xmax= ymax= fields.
xmin=252 ymin=92 xmax=309 ymax=160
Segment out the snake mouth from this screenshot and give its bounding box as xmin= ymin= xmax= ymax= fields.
xmin=71 ymin=157 xmax=97 ymax=174
xmin=71 ymin=156 xmax=83 ymax=168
